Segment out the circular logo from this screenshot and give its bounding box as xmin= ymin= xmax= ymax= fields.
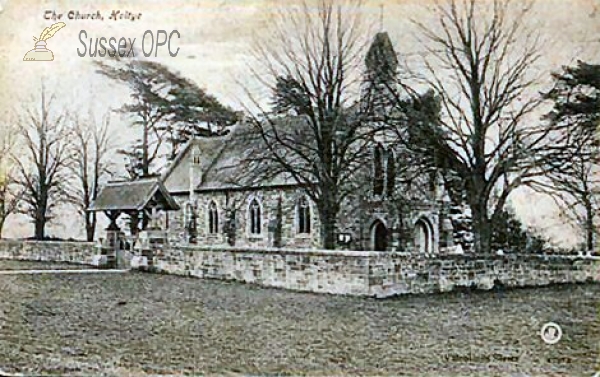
xmin=540 ymin=322 xmax=562 ymax=345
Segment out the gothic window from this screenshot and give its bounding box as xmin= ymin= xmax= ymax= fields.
xmin=208 ymin=201 xmax=219 ymax=234
xmin=429 ymin=171 xmax=436 ymax=193
xmin=249 ymin=198 xmax=261 ymax=234
xmin=297 ymin=196 xmax=311 ymax=234
xmin=386 ymin=148 xmax=396 ymax=197
xmin=373 ymin=144 xmax=384 ymax=196
xmin=184 ymin=203 xmax=193 ymax=227
xmin=192 ymin=146 xmax=201 ymax=166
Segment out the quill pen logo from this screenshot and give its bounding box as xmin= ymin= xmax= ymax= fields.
xmin=23 ymin=22 xmax=66 ymax=61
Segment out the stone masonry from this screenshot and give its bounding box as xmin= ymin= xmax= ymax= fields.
xmin=149 ymin=244 xmax=600 ymax=298
xmin=0 ymin=241 xmax=597 ymax=298
xmin=0 ymin=241 xmax=97 ymax=265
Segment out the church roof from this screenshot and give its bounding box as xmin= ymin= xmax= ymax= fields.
xmin=161 ymin=32 xmax=401 ymax=194
xmin=200 ymin=120 xmax=303 ymax=190
xmin=161 ymin=119 xmax=305 ymax=193
xmin=161 ymin=135 xmax=229 ymax=192
xmin=88 ymin=178 xmax=180 ymax=212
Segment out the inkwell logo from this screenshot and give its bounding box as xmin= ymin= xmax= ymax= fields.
xmin=23 ymin=22 xmax=66 ymax=61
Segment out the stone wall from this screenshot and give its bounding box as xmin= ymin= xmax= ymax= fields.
xmin=150 ymin=245 xmax=600 ymax=297
xmin=0 ymin=240 xmax=596 ymax=298
xmin=152 ymin=246 xmax=370 ymax=295
xmin=0 ymin=240 xmax=97 ymax=265
xmin=368 ymin=253 xmax=600 ymax=298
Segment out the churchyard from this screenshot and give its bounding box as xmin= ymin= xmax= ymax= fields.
xmin=0 ymin=260 xmax=598 ymax=377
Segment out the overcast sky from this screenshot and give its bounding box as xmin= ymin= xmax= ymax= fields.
xmin=0 ymin=0 xmax=598 ymax=245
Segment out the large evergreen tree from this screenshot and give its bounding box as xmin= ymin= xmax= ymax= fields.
xmin=95 ymin=56 xmax=239 ymax=234
xmin=545 ymin=61 xmax=600 ymax=141
xmin=538 ymin=61 xmax=600 ymax=251
xmin=95 ymin=59 xmax=239 ymax=179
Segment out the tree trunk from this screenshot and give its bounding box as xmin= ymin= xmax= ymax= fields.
xmin=470 ymin=201 xmax=491 ymax=254
xmin=318 ymin=200 xmax=339 ymax=250
xmin=35 ymin=191 xmax=48 ymax=240
xmin=35 ymin=214 xmax=45 ymax=240
xmin=584 ymin=200 xmax=595 ymax=252
xmin=321 ymin=216 xmax=336 ymax=249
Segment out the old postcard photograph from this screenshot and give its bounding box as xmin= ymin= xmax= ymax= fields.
xmin=0 ymin=0 xmax=598 ymax=376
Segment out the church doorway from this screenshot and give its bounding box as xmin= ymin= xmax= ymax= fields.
xmin=414 ymin=218 xmax=434 ymax=254
xmin=371 ymin=220 xmax=388 ymax=251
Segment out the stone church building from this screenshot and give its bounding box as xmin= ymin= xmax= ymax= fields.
xmin=154 ymin=32 xmax=457 ymax=253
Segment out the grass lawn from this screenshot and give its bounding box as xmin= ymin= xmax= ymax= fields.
xmin=0 ymin=264 xmax=598 ymax=376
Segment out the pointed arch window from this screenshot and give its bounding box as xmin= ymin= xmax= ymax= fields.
xmin=184 ymin=202 xmax=194 ymax=228
xmin=373 ymin=144 xmax=384 ymax=196
xmin=249 ymin=198 xmax=261 ymax=234
xmin=386 ymin=148 xmax=396 ymax=197
xmin=192 ymin=146 xmax=201 ymax=166
xmin=429 ymin=171 xmax=437 ymax=193
xmin=208 ymin=201 xmax=219 ymax=234
xmin=297 ymin=196 xmax=311 ymax=234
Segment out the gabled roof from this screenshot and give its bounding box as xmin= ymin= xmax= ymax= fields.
xmin=88 ymin=178 xmax=180 ymax=212
xmin=160 ymin=134 xmax=230 ymax=192
xmin=197 ymin=121 xmax=299 ymax=190
xmin=161 ymin=121 xmax=299 ymax=193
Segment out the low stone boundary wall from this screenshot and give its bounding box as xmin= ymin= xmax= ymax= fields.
xmin=153 ymin=246 xmax=371 ymax=295
xmin=0 ymin=240 xmax=597 ymax=298
xmin=0 ymin=240 xmax=97 ymax=266
xmin=368 ymin=253 xmax=600 ymax=297
xmin=152 ymin=245 xmax=600 ymax=297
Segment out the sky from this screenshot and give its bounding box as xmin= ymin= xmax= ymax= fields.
xmin=0 ymin=0 xmax=598 ymax=246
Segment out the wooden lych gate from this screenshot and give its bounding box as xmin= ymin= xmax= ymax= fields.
xmin=88 ymin=177 xmax=180 ymax=268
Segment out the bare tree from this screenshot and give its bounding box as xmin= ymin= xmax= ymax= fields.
xmin=69 ymin=111 xmax=115 ymax=242
xmin=0 ymin=171 xmax=23 ymax=239
xmin=393 ymin=0 xmax=553 ymax=253
xmin=0 ymin=116 xmax=23 ymax=238
xmin=542 ymin=145 xmax=599 ymax=252
xmin=12 ymin=85 xmax=73 ymax=240
xmin=239 ymin=0 xmax=377 ymax=249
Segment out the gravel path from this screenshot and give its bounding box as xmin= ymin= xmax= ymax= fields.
xmin=0 ymin=270 xmax=598 ymax=376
